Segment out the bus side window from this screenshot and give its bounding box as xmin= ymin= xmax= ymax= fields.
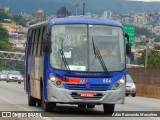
xmin=30 ymin=30 xmax=35 ymax=56
xmin=37 ymin=27 xmax=43 ymax=56
xmin=35 ymin=28 xmax=41 ymax=56
xmin=28 ymin=30 xmax=32 ymax=56
xmin=40 ymin=27 xmax=47 ymax=56
xmin=33 ymin=29 xmax=39 ymax=56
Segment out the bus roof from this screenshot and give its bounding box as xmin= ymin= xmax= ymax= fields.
xmin=29 ymin=17 xmax=123 ymax=29
xmin=49 ymin=17 xmax=122 ymax=27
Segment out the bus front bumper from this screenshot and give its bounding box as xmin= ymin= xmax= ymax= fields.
xmin=47 ymin=81 xmax=125 ymax=104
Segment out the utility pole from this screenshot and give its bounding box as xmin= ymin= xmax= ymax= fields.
xmin=145 ymin=36 xmax=149 ymax=68
xmin=75 ymin=3 xmax=79 ymax=15
xmin=83 ymin=2 xmax=85 ymax=15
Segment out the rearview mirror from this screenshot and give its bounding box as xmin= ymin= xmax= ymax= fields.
xmin=42 ymin=31 xmax=51 ymax=53
xmin=125 ymin=33 xmax=131 ymax=55
xmin=125 ymin=33 xmax=129 ymax=42
xmin=43 ymin=41 xmax=51 ymax=53
xmin=126 ymin=43 xmax=131 ymax=55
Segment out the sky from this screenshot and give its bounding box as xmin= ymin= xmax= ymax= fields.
xmin=129 ymin=0 xmax=160 ymax=2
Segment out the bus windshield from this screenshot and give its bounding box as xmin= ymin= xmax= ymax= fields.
xmin=50 ymin=24 xmax=125 ymax=72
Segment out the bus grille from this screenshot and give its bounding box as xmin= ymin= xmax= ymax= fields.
xmin=65 ymin=84 xmax=109 ymax=91
xmin=70 ymin=93 xmax=103 ymax=100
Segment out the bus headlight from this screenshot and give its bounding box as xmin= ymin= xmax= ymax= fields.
xmin=50 ymin=75 xmax=56 ymax=82
xmin=112 ymin=76 xmax=125 ymax=90
xmin=49 ymin=74 xmax=63 ymax=88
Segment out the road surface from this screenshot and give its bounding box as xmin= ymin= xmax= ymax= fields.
xmin=0 ymin=81 xmax=160 ymax=120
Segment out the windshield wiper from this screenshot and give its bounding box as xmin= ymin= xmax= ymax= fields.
xmin=59 ymin=49 xmax=70 ymax=71
xmin=92 ymin=37 xmax=109 ymax=75
xmin=59 ymin=39 xmax=70 ymax=71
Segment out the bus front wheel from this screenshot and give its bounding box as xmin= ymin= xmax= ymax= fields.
xmin=42 ymin=100 xmax=56 ymax=112
xmin=103 ymin=104 xmax=115 ymax=114
xmin=41 ymin=81 xmax=56 ymax=112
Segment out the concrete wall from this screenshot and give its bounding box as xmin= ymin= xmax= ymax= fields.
xmin=136 ymin=84 xmax=160 ymax=99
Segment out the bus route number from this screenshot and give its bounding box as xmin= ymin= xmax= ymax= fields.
xmin=103 ymin=79 xmax=111 ymax=83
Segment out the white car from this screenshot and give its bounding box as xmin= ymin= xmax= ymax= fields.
xmin=7 ymin=70 xmax=23 ymax=84
xmin=0 ymin=70 xmax=9 ymax=81
xmin=126 ymin=74 xmax=136 ymax=97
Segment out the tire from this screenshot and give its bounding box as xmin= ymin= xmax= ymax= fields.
xmin=6 ymin=81 xmax=9 ymax=83
xmin=126 ymin=93 xmax=129 ymax=96
xmin=28 ymin=84 xmax=36 ymax=106
xmin=103 ymin=104 xmax=115 ymax=114
xmin=132 ymin=93 xmax=136 ymax=97
xmin=87 ymin=105 xmax=95 ymax=108
xmin=37 ymin=100 xmax=41 ymax=107
xmin=41 ymin=80 xmax=56 ymax=112
xmin=42 ymin=101 xmax=55 ymax=112
xmin=18 ymin=82 xmax=21 ymax=84
xmin=78 ymin=104 xmax=86 ymax=108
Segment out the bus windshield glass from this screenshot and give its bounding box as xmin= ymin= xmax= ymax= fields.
xmin=50 ymin=24 xmax=125 ymax=72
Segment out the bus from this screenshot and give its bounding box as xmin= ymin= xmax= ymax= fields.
xmin=24 ymin=17 xmax=131 ymax=114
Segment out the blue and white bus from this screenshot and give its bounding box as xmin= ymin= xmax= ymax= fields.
xmin=24 ymin=17 xmax=131 ymax=114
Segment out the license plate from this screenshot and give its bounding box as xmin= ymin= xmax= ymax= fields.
xmin=80 ymin=92 xmax=94 ymax=97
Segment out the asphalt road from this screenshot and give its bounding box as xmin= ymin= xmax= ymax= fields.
xmin=0 ymin=81 xmax=160 ymax=120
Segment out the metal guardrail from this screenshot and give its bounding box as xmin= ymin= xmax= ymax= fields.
xmin=0 ymin=51 xmax=25 ymax=61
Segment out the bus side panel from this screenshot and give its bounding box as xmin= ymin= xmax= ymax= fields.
xmin=28 ymin=56 xmax=44 ymax=99
xmin=34 ymin=57 xmax=43 ymax=99
xmin=43 ymin=52 xmax=49 ymax=100
xmin=25 ymin=34 xmax=31 ymax=92
xmin=28 ymin=57 xmax=35 ymax=97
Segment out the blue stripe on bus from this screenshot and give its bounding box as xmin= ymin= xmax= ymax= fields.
xmin=49 ymin=17 xmax=122 ymax=27
xmin=43 ymin=52 xmax=49 ymax=100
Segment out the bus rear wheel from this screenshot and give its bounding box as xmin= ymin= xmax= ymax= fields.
xmin=28 ymin=85 xmax=36 ymax=106
xmin=103 ymin=104 xmax=115 ymax=114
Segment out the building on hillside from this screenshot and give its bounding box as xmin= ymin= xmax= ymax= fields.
xmin=103 ymin=10 xmax=112 ymax=19
xmin=132 ymin=13 xmax=148 ymax=27
xmin=0 ymin=5 xmax=9 ymax=12
xmin=0 ymin=22 xmax=27 ymax=38
xmin=35 ymin=8 xmax=47 ymax=22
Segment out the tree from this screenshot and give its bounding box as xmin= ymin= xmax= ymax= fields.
xmin=56 ymin=6 xmax=71 ymax=18
xmin=137 ymin=50 xmax=145 ymax=66
xmin=137 ymin=49 xmax=160 ymax=68
xmin=13 ymin=15 xmax=27 ymax=27
xmin=154 ymin=45 xmax=160 ymax=50
xmin=135 ymin=27 xmax=156 ymax=38
xmin=0 ymin=11 xmax=10 ymax=21
xmin=148 ymin=50 xmax=160 ymax=68
xmin=135 ymin=41 xmax=146 ymax=47
xmin=154 ymin=35 xmax=160 ymax=42
xmin=0 ymin=24 xmax=12 ymax=51
xmin=0 ymin=24 xmax=9 ymax=40
xmin=0 ymin=39 xmax=12 ymax=51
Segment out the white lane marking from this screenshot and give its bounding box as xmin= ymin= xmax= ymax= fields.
xmin=0 ymin=96 xmax=53 ymax=120
xmin=0 ymin=96 xmax=30 ymax=111
xmin=150 ymin=117 xmax=160 ymax=120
